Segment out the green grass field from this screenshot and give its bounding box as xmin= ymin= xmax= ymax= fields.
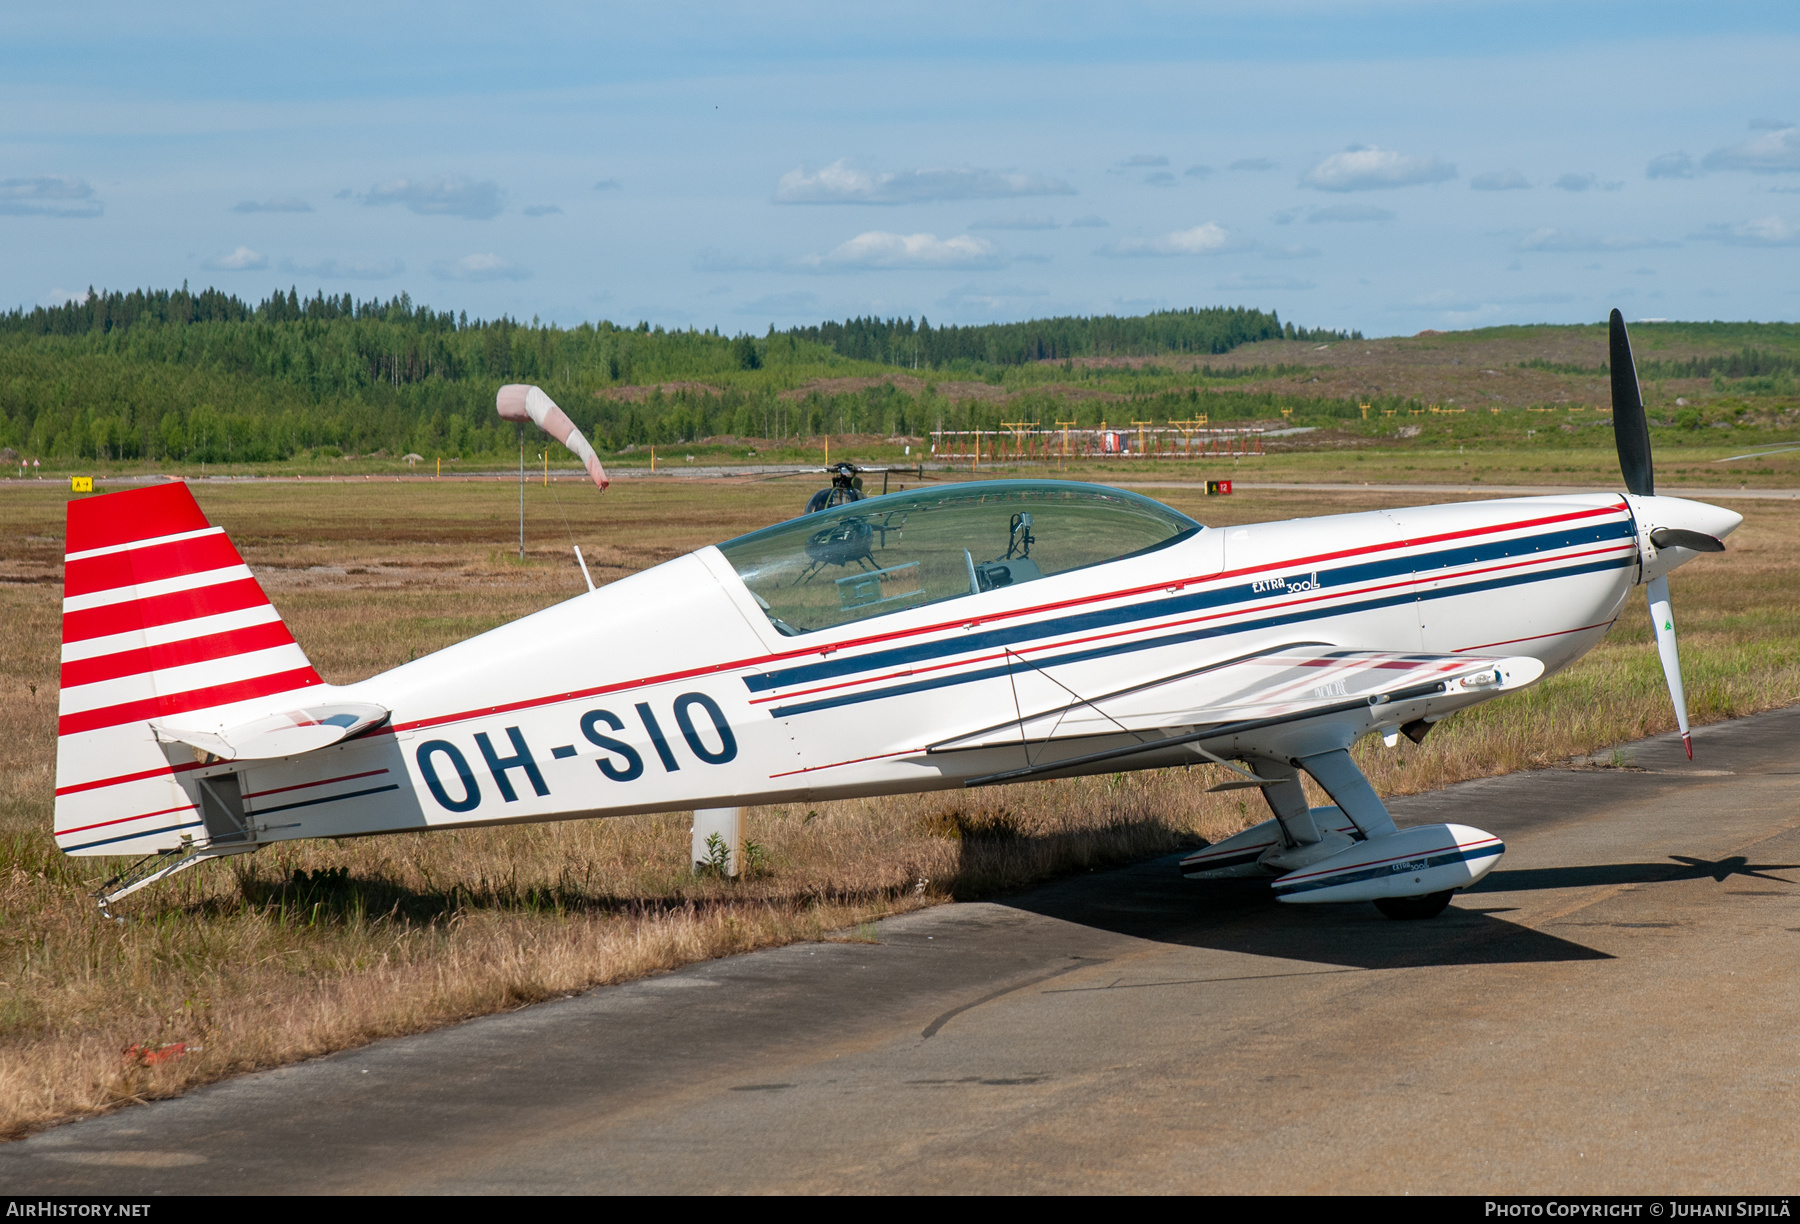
xmin=0 ymin=467 xmax=1795 ymax=1138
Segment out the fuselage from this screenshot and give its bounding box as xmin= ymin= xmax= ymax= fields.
xmin=146 ymin=486 xmax=1661 ymax=849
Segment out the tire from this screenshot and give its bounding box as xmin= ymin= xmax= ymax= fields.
xmin=1373 ymin=890 xmax=1454 ymax=920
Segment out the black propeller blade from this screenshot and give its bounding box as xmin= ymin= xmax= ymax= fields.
xmin=1610 ymin=308 xmax=1654 ymax=496
xmin=1649 ymin=527 xmax=1726 ymax=553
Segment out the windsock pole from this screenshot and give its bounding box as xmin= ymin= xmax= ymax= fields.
xmin=498 ymin=385 xmax=611 ymax=563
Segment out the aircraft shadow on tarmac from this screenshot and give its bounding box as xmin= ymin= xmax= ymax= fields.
xmin=1476 ymin=855 xmax=1798 ymax=892
xmin=998 ymin=856 xmax=1613 ymax=971
xmin=1002 ymin=851 xmax=1797 ymax=971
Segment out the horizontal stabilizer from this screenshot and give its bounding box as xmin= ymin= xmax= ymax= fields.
xmin=152 ymin=702 xmax=388 ymax=762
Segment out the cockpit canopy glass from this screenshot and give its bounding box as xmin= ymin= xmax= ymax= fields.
xmin=716 ymin=480 xmax=1202 ymax=636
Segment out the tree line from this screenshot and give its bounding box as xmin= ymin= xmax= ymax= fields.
xmin=0 ymin=286 xmax=1364 ymax=463
xmin=1635 ymin=348 xmax=1800 ymax=381
xmin=782 ymin=308 xmax=1357 ymax=367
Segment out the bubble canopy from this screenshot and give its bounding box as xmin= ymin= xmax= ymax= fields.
xmin=716 ymin=479 xmax=1202 ymax=636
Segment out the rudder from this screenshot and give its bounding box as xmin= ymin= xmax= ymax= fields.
xmin=55 ymin=483 xmax=324 ymax=856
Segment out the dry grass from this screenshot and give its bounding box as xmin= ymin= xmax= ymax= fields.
xmin=1 ymin=476 xmax=1795 ymax=1138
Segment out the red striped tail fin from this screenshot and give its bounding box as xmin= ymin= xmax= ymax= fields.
xmin=55 ymin=482 xmax=325 ymax=856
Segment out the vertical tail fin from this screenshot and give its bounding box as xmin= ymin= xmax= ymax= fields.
xmin=55 ymin=483 xmax=324 ymax=855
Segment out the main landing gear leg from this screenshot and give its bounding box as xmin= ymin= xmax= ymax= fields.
xmin=1303 ymin=750 xmax=1446 ymax=920
xmin=1264 ymin=749 xmax=1502 ymax=919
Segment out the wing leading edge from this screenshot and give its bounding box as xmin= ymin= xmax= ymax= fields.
xmin=945 ymin=647 xmax=1542 ymax=786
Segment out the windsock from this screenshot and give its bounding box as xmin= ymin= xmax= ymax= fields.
xmin=496 ymin=384 xmax=610 ymax=491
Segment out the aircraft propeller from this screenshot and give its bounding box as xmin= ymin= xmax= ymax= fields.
xmin=1609 ymin=309 xmax=1726 ymax=759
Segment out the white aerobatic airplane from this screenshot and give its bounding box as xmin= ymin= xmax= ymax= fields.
xmin=57 ymin=312 xmax=1740 ymax=919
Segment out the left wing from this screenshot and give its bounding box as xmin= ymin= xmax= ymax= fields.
xmin=931 ymin=646 xmax=1541 ymax=755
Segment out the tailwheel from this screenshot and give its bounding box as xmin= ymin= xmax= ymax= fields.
xmin=1373 ymin=890 xmax=1454 ymax=920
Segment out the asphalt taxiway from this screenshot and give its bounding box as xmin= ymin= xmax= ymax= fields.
xmin=5 ymin=708 xmax=1798 ymax=1194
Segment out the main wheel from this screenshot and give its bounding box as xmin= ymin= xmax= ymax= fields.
xmin=1373 ymin=890 xmax=1454 ymax=920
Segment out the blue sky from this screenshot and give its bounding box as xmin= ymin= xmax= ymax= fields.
xmin=4 ymin=2 xmax=1798 ymax=337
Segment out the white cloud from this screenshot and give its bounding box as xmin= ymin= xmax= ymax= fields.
xmin=202 ymin=245 xmax=269 ymax=270
xmin=1100 ymin=222 xmax=1229 ymax=257
xmin=1693 ymin=215 xmax=1800 ymax=246
xmin=278 ymin=256 xmax=404 ymax=279
xmin=1646 ymin=152 xmax=1695 ymax=180
xmin=232 ymin=196 xmax=312 ymax=213
xmin=1703 ymin=127 xmax=1800 ymax=174
xmin=1302 ymin=146 xmax=1456 ymax=191
xmin=734 ymin=290 xmax=821 ymax=315
xmin=1067 ymin=214 xmax=1108 ymax=227
xmin=364 ymin=175 xmax=502 ymax=219
xmin=2 ymin=176 xmax=92 ymax=201
xmin=1387 ymin=290 xmax=1576 ymax=319
xmin=1389 ymin=291 xmax=1482 ymax=313
xmin=1471 ymin=169 xmax=1531 ymax=191
xmin=969 ymin=213 xmax=1059 ymax=230
xmin=1517 ymin=228 xmax=1676 ymax=252
xmin=703 ymin=233 xmax=1011 ymax=273
xmin=1218 ymin=272 xmax=1315 ymax=291
xmin=773 ymin=159 xmax=1073 ymax=204
xmin=802 ymin=231 xmax=1004 ymax=270
xmin=522 ymin=204 xmax=562 ymax=216
xmin=937 ymin=283 xmax=1052 ymax=313
xmin=430 ymin=252 xmax=531 ymax=280
xmin=43 ymin=288 xmax=91 ymax=307
xmin=1554 ymin=173 xmax=1596 ymax=192
xmin=0 ymin=176 xmax=101 ymax=217
xmin=692 ymin=249 xmax=773 ymax=273
xmin=1307 ymin=203 xmax=1394 ymax=223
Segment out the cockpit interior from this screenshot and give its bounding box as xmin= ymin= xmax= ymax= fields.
xmin=717 ymin=480 xmax=1202 ymax=636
